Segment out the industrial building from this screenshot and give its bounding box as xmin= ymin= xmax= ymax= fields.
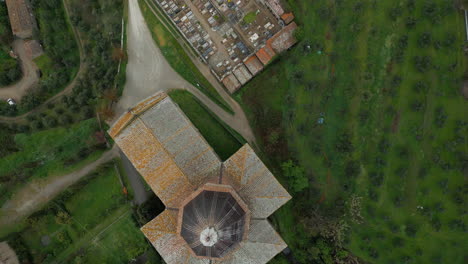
xmin=109 ymin=92 xmax=292 ymax=263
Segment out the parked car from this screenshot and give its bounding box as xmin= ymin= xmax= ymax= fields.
xmin=6 ymin=98 xmax=16 ymax=106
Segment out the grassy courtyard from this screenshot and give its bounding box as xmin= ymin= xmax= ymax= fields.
xmin=169 ymin=90 xmax=243 ymax=160
xmin=4 ymin=162 xmax=154 ymax=263
xmin=239 ymin=0 xmax=467 ymax=263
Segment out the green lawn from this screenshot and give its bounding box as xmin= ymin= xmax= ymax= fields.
xmin=33 ymin=54 xmax=54 ymax=79
xmin=0 ymin=118 xmax=104 ymax=205
xmin=138 ymin=0 xmax=233 ymax=114
xmin=243 ymin=11 xmax=257 ymax=24
xmin=4 ymin=162 xmax=153 ymax=263
xmin=169 ymin=89 xmax=242 ymax=161
xmin=239 ymin=0 xmax=467 ymax=263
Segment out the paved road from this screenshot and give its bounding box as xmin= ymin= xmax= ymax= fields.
xmin=114 ymin=0 xmax=190 ymax=115
xmin=119 ymin=150 xmax=151 ymax=205
xmin=115 ymin=0 xmax=256 ymax=145
xmin=0 ymin=148 xmax=118 ymax=227
xmin=0 ymin=39 xmax=40 ymax=101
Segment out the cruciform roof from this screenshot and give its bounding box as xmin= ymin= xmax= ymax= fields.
xmin=108 ymin=92 xmax=292 ymax=263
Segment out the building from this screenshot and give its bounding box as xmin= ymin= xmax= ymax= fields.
xmin=266 ymin=22 xmax=298 ymax=53
xmin=244 ymin=55 xmax=263 ymax=76
xmin=281 ymin=12 xmax=295 ymax=24
xmin=255 ymin=44 xmax=276 ymax=65
xmin=109 ymin=92 xmax=292 ymax=263
xmin=5 ymin=0 xmax=35 ymax=39
xmin=222 ymin=73 xmax=241 ymax=94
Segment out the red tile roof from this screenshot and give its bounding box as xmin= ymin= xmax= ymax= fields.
xmin=244 ymin=55 xmax=263 ymax=75
xmin=281 ymin=12 xmax=294 ymax=24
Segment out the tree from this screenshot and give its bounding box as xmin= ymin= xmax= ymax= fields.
xmin=55 ymin=211 xmax=72 ymax=225
xmin=281 ymin=160 xmax=308 ymax=193
xmin=413 ymin=56 xmax=432 ymax=72
xmin=417 ymin=32 xmax=432 ymax=48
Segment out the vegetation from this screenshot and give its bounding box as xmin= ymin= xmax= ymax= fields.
xmin=138 ymin=0 xmax=233 ymax=114
xmin=11 ymin=0 xmax=80 ymax=114
xmin=0 ymin=118 xmax=105 ymax=205
xmin=243 ymin=11 xmax=258 ymax=24
xmin=3 ymin=162 xmax=153 ymax=263
xmin=239 ymin=0 xmax=467 ymax=263
xmin=169 ymin=89 xmax=242 ymax=160
xmin=0 ymin=2 xmax=21 ymax=86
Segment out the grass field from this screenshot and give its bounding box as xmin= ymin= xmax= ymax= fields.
xmin=169 ymin=89 xmax=242 ymax=160
xmin=0 ymin=118 xmax=105 ymax=205
xmin=4 ymin=162 xmax=153 ymax=263
xmin=239 ymin=0 xmax=467 ymax=263
xmin=138 ymin=0 xmax=233 ymax=114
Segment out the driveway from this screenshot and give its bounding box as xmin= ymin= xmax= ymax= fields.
xmin=0 ymin=39 xmax=40 ymax=101
xmin=114 ymin=0 xmax=191 ymax=115
xmin=115 ymin=0 xmax=256 ymax=145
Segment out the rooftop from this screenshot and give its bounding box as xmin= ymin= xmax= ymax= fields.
xmin=5 ymin=0 xmax=34 ymax=39
xmin=244 ymin=55 xmax=264 ymax=76
xmin=222 ymin=73 xmax=241 ymax=94
xmin=109 ymin=92 xmax=292 ymax=263
xmin=267 ymin=21 xmax=298 ymax=53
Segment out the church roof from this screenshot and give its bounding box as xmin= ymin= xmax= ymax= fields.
xmin=109 ymin=92 xmax=291 ymax=263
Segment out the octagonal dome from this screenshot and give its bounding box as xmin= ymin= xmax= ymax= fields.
xmin=178 ymin=184 xmax=250 ymax=259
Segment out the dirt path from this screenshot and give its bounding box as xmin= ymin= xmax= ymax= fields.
xmin=0 ymin=39 xmax=40 ymax=101
xmin=0 ymin=242 xmax=19 ymax=264
xmin=0 ymin=0 xmax=86 ymax=123
xmin=117 ymin=0 xmax=256 ymax=144
xmin=0 ymin=148 xmax=118 ymax=227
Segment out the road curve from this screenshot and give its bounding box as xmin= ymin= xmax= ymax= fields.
xmin=117 ymin=0 xmax=256 ymax=144
xmin=0 ymin=39 xmax=40 ymax=101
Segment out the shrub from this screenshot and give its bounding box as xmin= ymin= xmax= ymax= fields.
xmin=417 ymin=32 xmax=432 ymax=48
xmin=413 ymin=56 xmax=432 ymax=72
xmin=281 ymin=160 xmax=308 ymax=193
xmin=434 ymin=106 xmax=447 ymax=128
xmin=335 ymin=132 xmax=353 ymax=153
xmin=405 ymin=17 xmax=416 ymax=29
